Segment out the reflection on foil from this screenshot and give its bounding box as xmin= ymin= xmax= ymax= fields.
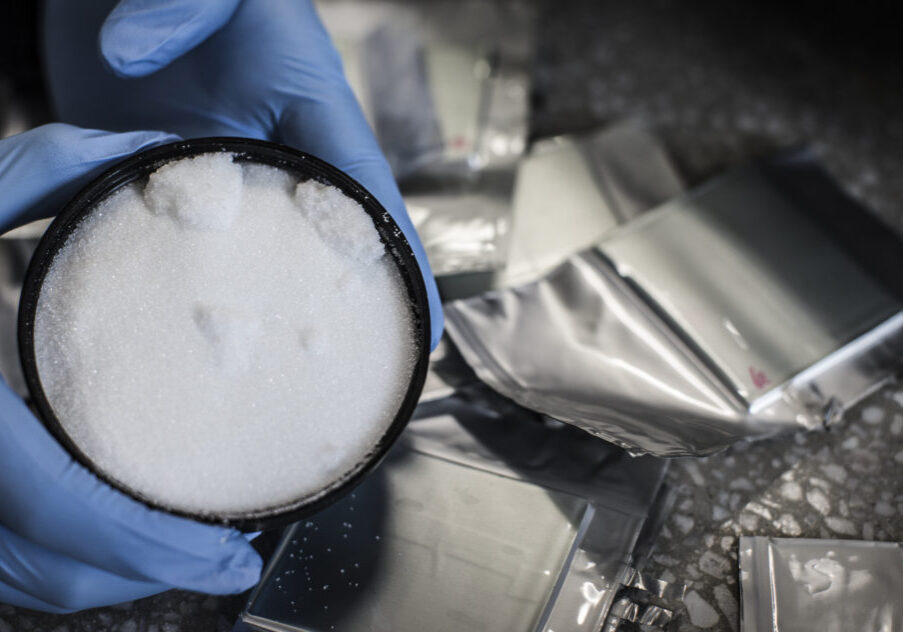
xmin=787 ymin=555 xmax=845 ymax=595
xmin=446 ymin=150 xmax=903 ymax=455
xmin=405 ymin=169 xmax=515 ymax=278
xmin=448 ymin=250 xmax=757 ymax=455
xmin=242 ymin=449 xmax=591 ymax=632
xmin=739 ymin=536 xmax=903 ymax=632
xmin=500 ymin=121 xmax=684 ymax=289
xmin=316 ymin=0 xmax=533 ymax=180
xmin=240 ymin=353 xmax=674 ymax=631
xmin=414 ymin=120 xmax=683 ymax=301
xmin=598 ymin=165 xmax=901 ymax=405
xmin=317 ymin=0 xmax=534 ymax=286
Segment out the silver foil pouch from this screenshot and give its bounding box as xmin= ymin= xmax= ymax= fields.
xmin=405 ymin=169 xmax=516 ymax=279
xmin=739 ymin=536 xmax=903 ymax=632
xmin=316 ymin=0 xmax=533 ymax=180
xmin=414 ymin=120 xmax=684 ymax=297
xmin=238 ymin=364 xmax=676 ymax=632
xmin=317 ymin=0 xmax=534 ymax=286
xmin=499 ymin=121 xmax=684 ymax=288
xmin=446 ymin=151 xmax=903 ymax=455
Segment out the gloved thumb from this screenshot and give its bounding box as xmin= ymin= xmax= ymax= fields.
xmin=100 ymin=0 xmax=244 ymax=78
xmin=0 ymin=123 xmax=179 ymax=233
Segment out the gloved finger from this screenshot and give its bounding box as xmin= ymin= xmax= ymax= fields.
xmin=0 ymin=578 xmax=71 ymax=614
xmin=0 ymin=123 xmax=179 ymax=234
xmin=0 ymin=522 xmax=167 ymax=613
xmin=100 ymin=0 xmax=244 ymax=78
xmin=0 ymin=383 xmax=261 ymax=594
xmin=280 ymin=94 xmax=444 ymax=350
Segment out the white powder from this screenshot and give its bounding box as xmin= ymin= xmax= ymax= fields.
xmin=34 ymin=154 xmax=416 ymax=516
xmin=144 ymin=153 xmax=243 ymax=230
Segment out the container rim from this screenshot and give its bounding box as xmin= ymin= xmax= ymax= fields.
xmin=17 ymin=137 xmax=431 ymax=531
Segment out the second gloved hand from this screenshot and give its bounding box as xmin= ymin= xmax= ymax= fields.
xmin=0 ymin=123 xmax=261 ymax=613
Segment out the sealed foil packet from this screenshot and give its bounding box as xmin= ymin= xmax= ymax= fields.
xmin=446 ymin=151 xmax=903 ymax=455
xmin=237 ymin=346 xmax=680 ymax=632
xmin=316 ymin=0 xmax=533 ymax=180
xmin=317 ymin=0 xmax=534 ymax=286
xmin=739 ymin=536 xmax=903 ymax=632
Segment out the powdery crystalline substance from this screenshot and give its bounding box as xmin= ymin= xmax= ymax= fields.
xmin=144 ymin=153 xmax=243 ymax=230
xmin=34 ymin=153 xmax=416 ymax=515
xmin=192 ymin=304 xmax=262 ymax=374
xmin=294 ymin=180 xmax=387 ymax=265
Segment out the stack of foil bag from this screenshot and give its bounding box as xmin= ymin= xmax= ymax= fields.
xmin=445 ymin=147 xmax=903 ymax=455
xmin=319 ymin=2 xmax=903 ymax=458
xmin=234 ymin=2 xmax=903 ymax=630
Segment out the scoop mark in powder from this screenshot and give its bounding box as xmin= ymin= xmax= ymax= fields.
xmin=298 ymin=327 xmax=328 ymax=355
xmin=193 ymin=303 xmax=261 ymax=372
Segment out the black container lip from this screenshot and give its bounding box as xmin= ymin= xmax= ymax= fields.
xmin=17 ymin=137 xmax=430 ymax=532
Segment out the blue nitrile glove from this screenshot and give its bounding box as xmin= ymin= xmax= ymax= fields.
xmin=43 ymin=0 xmax=444 ymax=349
xmin=0 ymin=123 xmax=262 ymax=613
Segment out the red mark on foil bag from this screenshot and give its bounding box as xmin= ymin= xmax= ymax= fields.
xmin=749 ymin=366 xmax=771 ymax=389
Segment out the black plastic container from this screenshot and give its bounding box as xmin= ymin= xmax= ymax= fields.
xmin=17 ymin=138 xmax=431 ymax=531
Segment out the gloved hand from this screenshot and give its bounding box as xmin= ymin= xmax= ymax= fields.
xmin=43 ymin=0 xmax=444 ymax=349
xmin=0 ymin=123 xmax=261 ymax=613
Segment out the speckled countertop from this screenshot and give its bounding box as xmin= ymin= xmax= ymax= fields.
xmin=645 ymin=394 xmax=903 ymax=630
xmin=2 ymin=1 xmax=902 ymax=630
xmin=532 ymin=3 xmax=903 ymax=629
